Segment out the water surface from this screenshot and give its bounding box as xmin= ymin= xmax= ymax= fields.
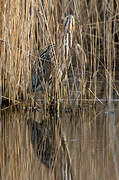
xmin=0 ymin=99 xmax=119 ymax=180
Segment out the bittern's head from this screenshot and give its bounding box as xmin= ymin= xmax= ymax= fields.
xmin=64 ymin=15 xmax=75 ymax=33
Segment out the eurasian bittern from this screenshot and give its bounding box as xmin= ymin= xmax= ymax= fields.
xmin=32 ymin=15 xmax=75 ymax=91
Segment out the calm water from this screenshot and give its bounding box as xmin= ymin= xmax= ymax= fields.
xmin=0 ymin=99 xmax=119 ymax=180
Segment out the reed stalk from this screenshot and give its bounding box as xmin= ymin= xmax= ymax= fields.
xmin=0 ymin=0 xmax=119 ymax=108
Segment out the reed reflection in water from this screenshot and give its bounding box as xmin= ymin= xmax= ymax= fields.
xmin=1 ymin=102 xmax=119 ymax=179
xmin=27 ymin=118 xmax=61 ymax=169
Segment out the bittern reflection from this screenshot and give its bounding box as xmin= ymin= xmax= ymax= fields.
xmin=27 ymin=118 xmax=61 ymax=169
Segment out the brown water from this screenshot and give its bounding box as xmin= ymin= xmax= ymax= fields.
xmin=0 ymin=98 xmax=119 ymax=180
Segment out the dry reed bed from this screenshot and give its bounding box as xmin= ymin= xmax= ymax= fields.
xmin=0 ymin=0 xmax=119 ymax=108
xmin=1 ymin=2 xmax=119 ymax=180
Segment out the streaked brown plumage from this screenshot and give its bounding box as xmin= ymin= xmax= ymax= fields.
xmin=32 ymin=15 xmax=75 ymax=91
